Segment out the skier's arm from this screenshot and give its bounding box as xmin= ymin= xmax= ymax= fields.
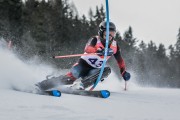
xmin=114 ymin=45 xmax=131 ymax=81
xmin=114 ymin=45 xmax=126 ymax=74
xmin=84 ymin=37 xmax=97 ymax=53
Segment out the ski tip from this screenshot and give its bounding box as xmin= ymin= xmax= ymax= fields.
xmin=52 ymin=90 xmax=61 ymax=97
xmin=100 ymin=90 xmax=110 ymax=98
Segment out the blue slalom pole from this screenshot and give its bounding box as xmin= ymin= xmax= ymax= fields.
xmin=90 ymin=0 xmax=110 ymax=91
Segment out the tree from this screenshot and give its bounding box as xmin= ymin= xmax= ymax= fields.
xmin=169 ymin=45 xmax=176 ymax=60
xmin=147 ymin=41 xmax=157 ymax=55
xmin=175 ymin=28 xmax=180 ymax=53
xmin=0 ymin=0 xmax=10 ymax=40
xmin=156 ymin=43 xmax=166 ymax=59
xmin=173 ymin=28 xmax=180 ymax=87
xmin=121 ymin=26 xmax=138 ymax=77
xmin=94 ymin=5 xmax=105 ymax=26
xmin=88 ymin=8 xmax=97 ymax=36
xmin=123 ymin=26 xmax=137 ymax=47
xmin=138 ymin=41 xmax=147 ymax=52
xmin=0 ymin=0 xmax=22 ymax=45
xmin=8 ymin=0 xmax=22 ymax=45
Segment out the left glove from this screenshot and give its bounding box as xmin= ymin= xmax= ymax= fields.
xmin=96 ymin=48 xmax=114 ymax=56
xmin=122 ymin=71 xmax=131 ymax=81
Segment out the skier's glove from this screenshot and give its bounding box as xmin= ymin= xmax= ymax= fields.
xmin=96 ymin=48 xmax=114 ymax=56
xmin=122 ymin=71 xmax=131 ymax=81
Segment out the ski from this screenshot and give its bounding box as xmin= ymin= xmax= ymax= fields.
xmin=38 ymin=86 xmax=110 ymax=98
xmin=11 ymin=86 xmax=61 ymax=97
xmin=58 ymin=88 xmax=110 ymax=98
xmin=11 ymin=85 xmax=110 ymax=98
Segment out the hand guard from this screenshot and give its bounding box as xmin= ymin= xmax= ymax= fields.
xmin=96 ymin=48 xmax=114 ymax=56
xmin=122 ymin=71 xmax=131 ymax=81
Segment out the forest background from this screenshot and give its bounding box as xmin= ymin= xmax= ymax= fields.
xmin=0 ymin=0 xmax=180 ymax=88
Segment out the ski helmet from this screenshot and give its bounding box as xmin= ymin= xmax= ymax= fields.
xmin=98 ymin=21 xmax=116 ymax=39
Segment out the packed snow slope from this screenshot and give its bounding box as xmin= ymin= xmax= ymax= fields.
xmin=0 ymin=40 xmax=180 ymax=120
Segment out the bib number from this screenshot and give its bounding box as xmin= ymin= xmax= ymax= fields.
xmin=88 ymin=58 xmax=103 ymax=67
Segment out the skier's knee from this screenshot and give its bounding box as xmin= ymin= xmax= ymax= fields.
xmin=103 ymin=67 xmax=111 ymax=78
xmin=70 ymin=66 xmax=82 ymax=79
xmin=66 ymin=72 xmax=77 ymax=81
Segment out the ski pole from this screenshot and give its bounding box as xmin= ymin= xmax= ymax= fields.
xmin=124 ymin=81 xmax=127 ymax=91
xmin=8 ymin=40 xmax=12 ymax=49
xmin=53 ymin=53 xmax=97 ymax=59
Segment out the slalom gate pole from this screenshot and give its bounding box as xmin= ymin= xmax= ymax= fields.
xmin=53 ymin=53 xmax=97 ymax=59
xmin=90 ymin=0 xmax=110 ymax=91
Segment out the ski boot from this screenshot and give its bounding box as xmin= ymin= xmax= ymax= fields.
xmin=70 ymin=81 xmax=85 ymax=90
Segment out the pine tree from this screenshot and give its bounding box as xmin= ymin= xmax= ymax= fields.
xmin=137 ymin=41 xmax=147 ymax=84
xmin=123 ymin=26 xmax=137 ymax=47
xmin=0 ymin=0 xmax=10 ymax=40
xmin=94 ymin=5 xmax=105 ymax=26
xmin=0 ymin=0 xmax=22 ymax=45
xmin=175 ymin=28 xmax=180 ymax=53
xmin=174 ymin=28 xmax=180 ymax=87
xmin=114 ymin=32 xmax=122 ymax=41
xmin=156 ymin=43 xmax=166 ymax=59
xmin=121 ymin=26 xmax=138 ymax=78
xmin=8 ymin=0 xmax=22 ymax=42
xmin=147 ymin=41 xmax=157 ymax=55
xmin=169 ymin=45 xmax=176 ymax=60
xmin=139 ymin=41 xmax=147 ymax=52
xmin=88 ymin=8 xmax=96 ymax=36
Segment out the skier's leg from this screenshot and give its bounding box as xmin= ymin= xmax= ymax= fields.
xmin=81 ymin=67 xmax=111 ymax=89
xmin=36 ymin=74 xmax=76 ymax=91
xmin=69 ymin=63 xmax=92 ymax=90
xmin=36 ymin=63 xmax=83 ymax=91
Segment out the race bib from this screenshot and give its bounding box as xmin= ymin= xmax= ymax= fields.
xmin=81 ymin=55 xmax=104 ymax=68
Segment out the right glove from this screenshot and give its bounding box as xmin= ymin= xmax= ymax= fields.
xmin=96 ymin=48 xmax=114 ymax=56
xmin=122 ymin=71 xmax=131 ymax=81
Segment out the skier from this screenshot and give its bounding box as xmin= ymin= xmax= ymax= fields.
xmin=37 ymin=21 xmax=131 ymax=91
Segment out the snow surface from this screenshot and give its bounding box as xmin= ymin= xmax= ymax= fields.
xmin=0 ymin=40 xmax=180 ymax=120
